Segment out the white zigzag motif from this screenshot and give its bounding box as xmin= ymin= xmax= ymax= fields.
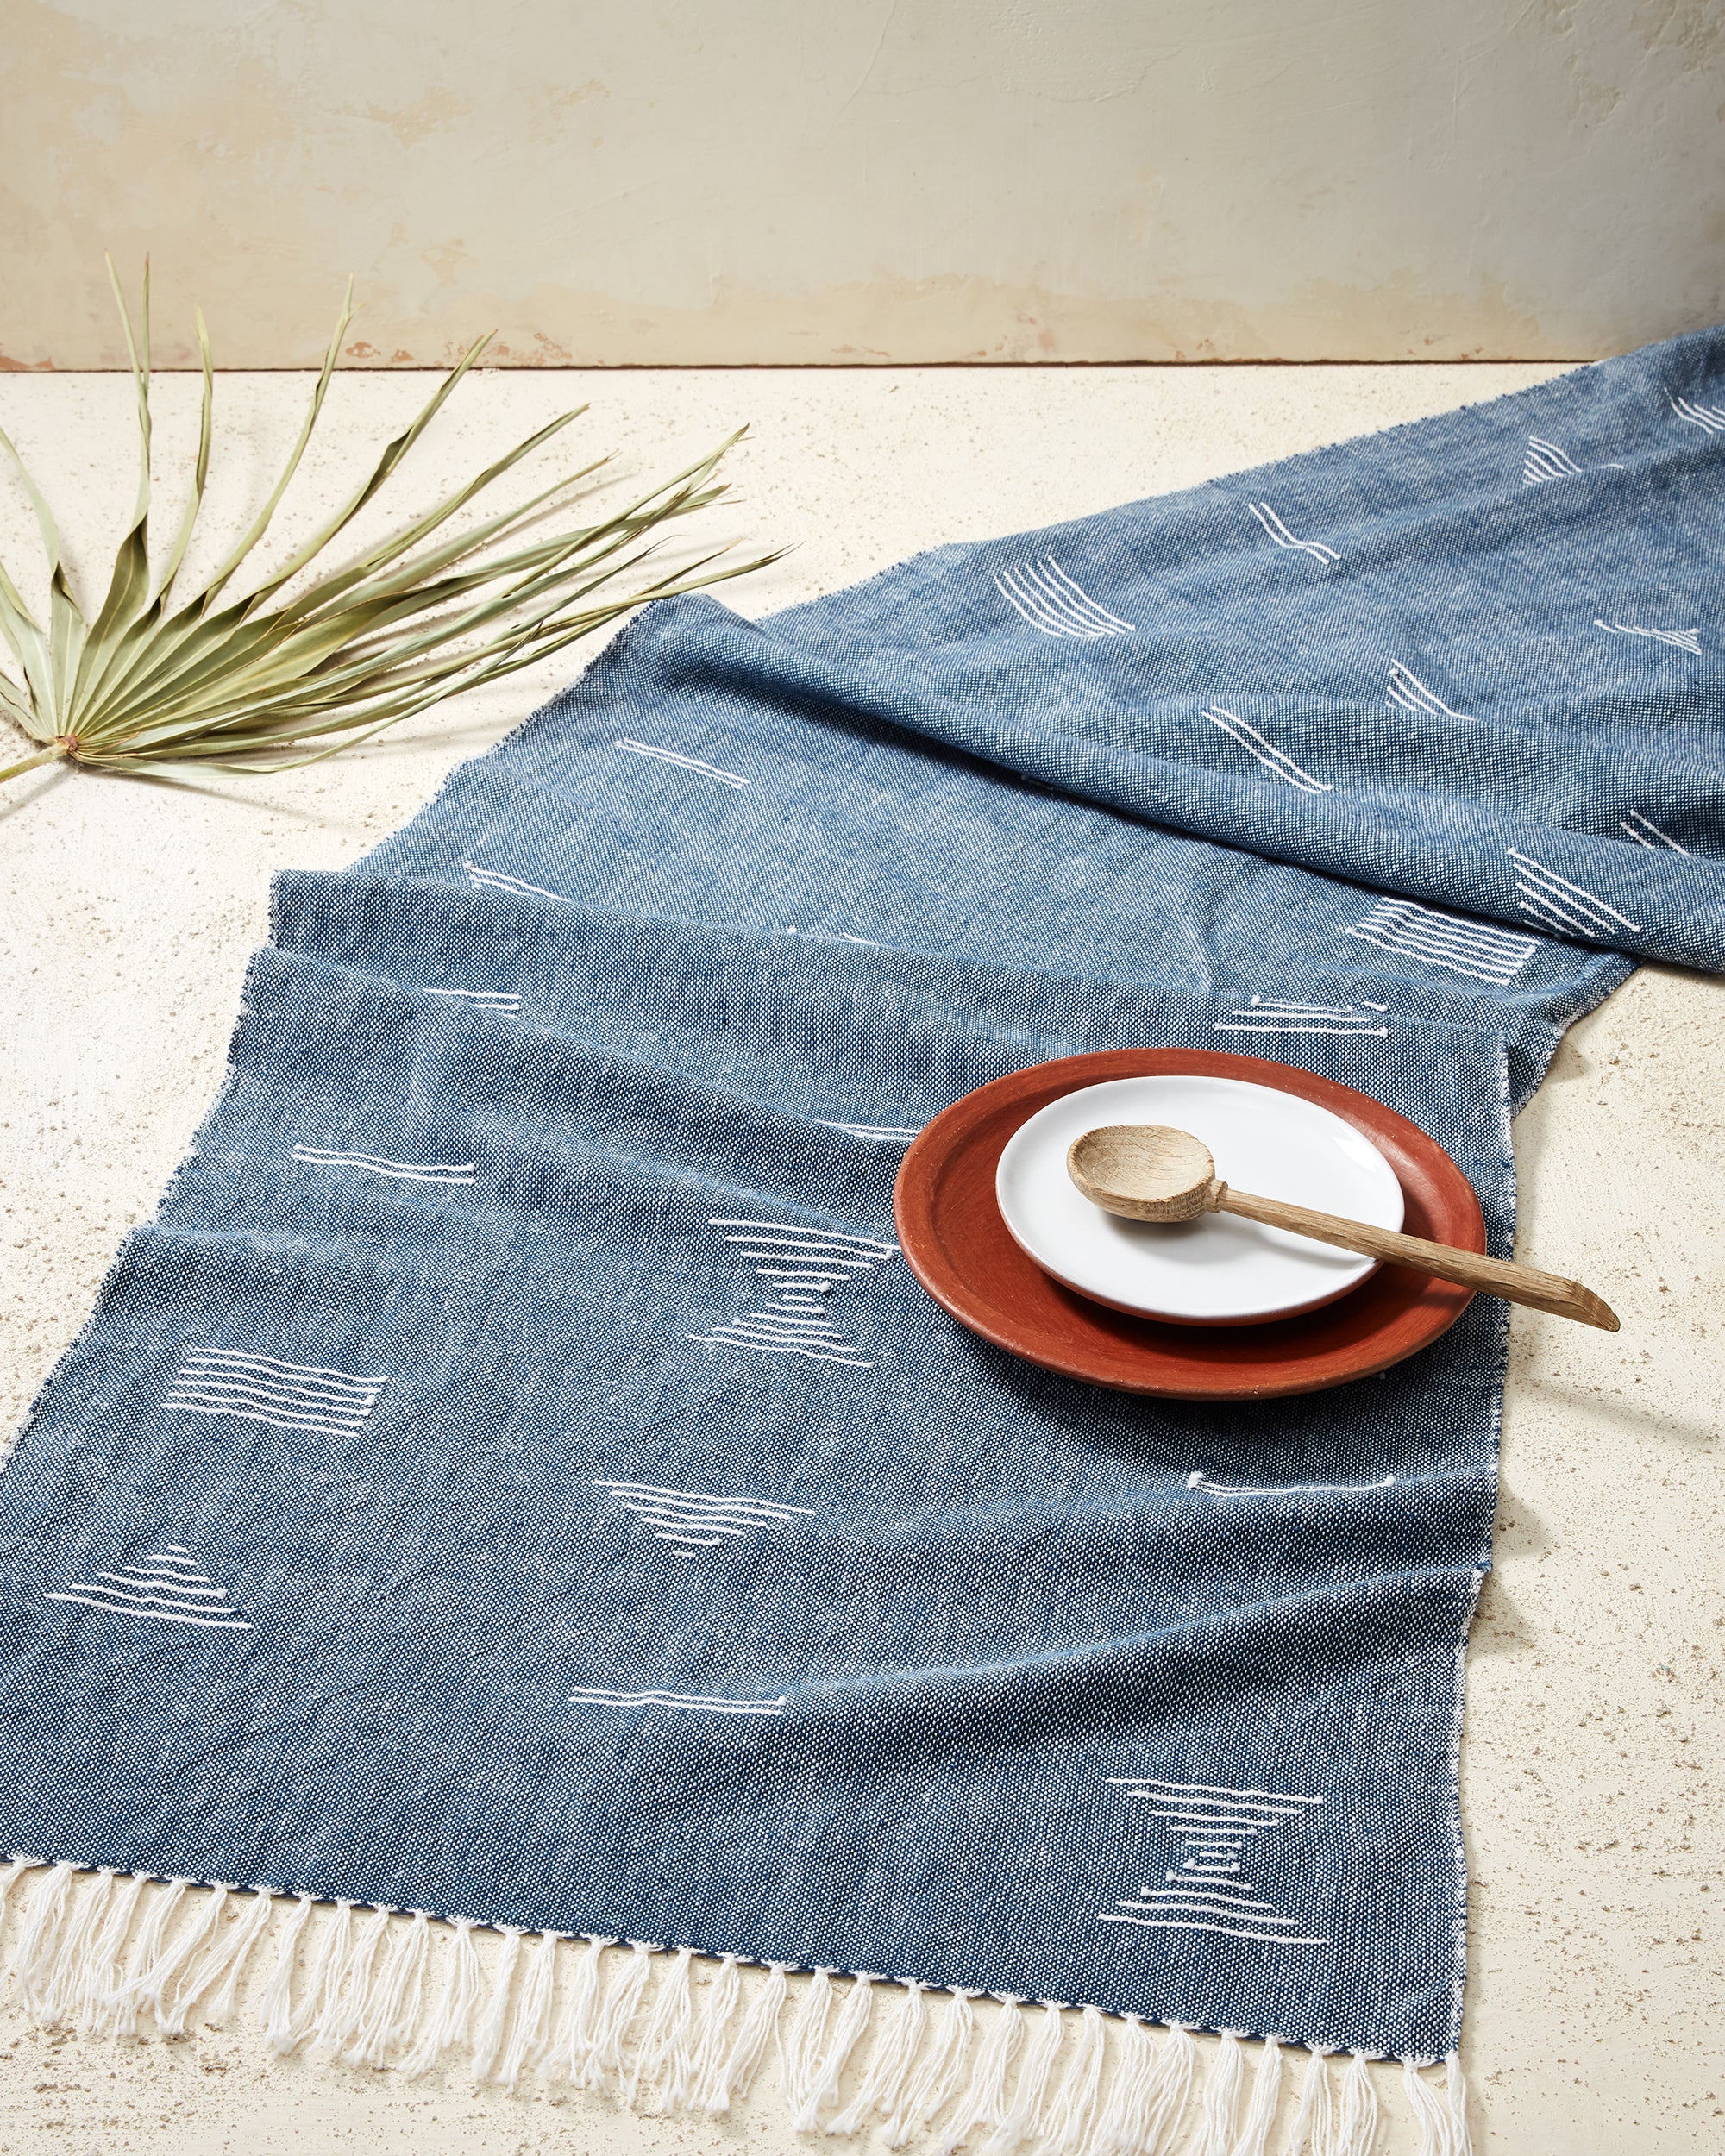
xmin=994 ymin=557 xmax=1136 ymax=639
xmin=1386 ymin=661 xmax=1476 ymax=724
xmin=1521 ymin=435 xmax=1627 ymax=485
xmin=1212 ymin=996 xmax=1388 ymax=1039
xmin=421 ymin=985 xmax=522 ymax=1014
xmin=1343 ymin=898 xmax=1537 ymax=985
xmin=593 ymin=1479 xmax=815 ymax=1551
xmin=163 ymin=1347 xmax=384 ymax=1437
xmin=43 ymin=1542 xmax=252 ymax=1631
xmin=687 ymin=1216 xmax=899 ymax=1369
xmin=1245 ymin=500 xmax=1339 ymax=565
xmin=815 ymin=1119 xmax=923 ymax=1142
xmin=463 ymin=860 xmax=574 ymax=906
xmin=292 ymin=1145 xmax=475 ymax=1187
xmin=1508 ymin=848 xmax=1641 ymax=938
xmin=1203 ymin=707 xmax=1330 ymax=793
xmin=1187 ymin=1470 xmax=1396 ymax=1495
xmin=1594 ymin=619 xmax=1703 ymax=656
xmin=1097 ymin=1775 xmax=1330 ymax=1947
xmin=1618 ymin=809 xmax=1690 ymax=856
xmin=568 ymin=1686 xmax=786 ymax=1717
xmin=614 ymin=737 xmax=750 ymax=788
xmin=1522 ymin=435 xmax=1584 ymax=484
xmin=1667 ymin=389 xmax=1725 ymax=436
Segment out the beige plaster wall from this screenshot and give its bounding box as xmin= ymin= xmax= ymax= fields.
xmin=3 ymin=0 xmax=1723 ymax=369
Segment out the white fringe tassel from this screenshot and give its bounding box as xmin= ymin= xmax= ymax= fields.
xmin=582 ymin=1938 xmax=654 ymax=2090
xmin=259 ymin=1895 xmax=315 ymax=2052
xmin=398 ymin=1914 xmax=479 ymax=2078
xmin=350 ymin=1910 xmax=430 ymax=2070
xmin=1333 ymin=2053 xmax=1380 ymax=2156
xmin=928 ymin=1995 xmax=1023 ymax=2156
xmin=0 ymin=1866 xmax=1478 ymax=2154
xmin=549 ymin=1934 xmax=615 ymax=2084
xmin=780 ymin=1966 xmax=837 ymax=2123
xmin=13 ymin=1861 xmax=76 ymax=2017
xmin=901 ymin=1992 xmax=983 ymax=2147
xmin=0 ymin=1854 xmax=34 ymax=1927
xmin=284 ymin=1898 xmax=351 ymax=2053
xmin=1402 ymin=2058 xmax=1449 ymax=2156
xmin=107 ymin=1876 xmax=189 ymax=2037
xmin=979 ymin=1996 xmax=1066 ymax=2156
xmin=828 ymin=1978 xmax=928 ymax=2137
xmin=1196 ymin=2028 xmax=1245 ymax=2156
xmin=704 ymin=1959 xmax=788 ymax=2111
xmin=80 ymin=1869 xmax=153 ymax=2030
xmin=887 ymin=1987 xmax=978 ymax=2149
xmin=1285 ymin=2047 xmax=1333 ymax=2156
xmin=1229 ymin=2032 xmax=1281 ymax=2156
xmin=794 ymin=1971 xmax=877 ymax=2132
xmin=35 ymin=1867 xmax=118 ymax=2026
xmin=469 ymin=1925 xmax=524 ymax=2083
xmin=1445 ymin=2053 xmax=1472 ymax=2156
xmin=1147 ymin=2022 xmax=1199 ymax=2155
xmin=1088 ymin=2014 xmax=1196 ymax=2156
xmin=1040 ymin=2001 xmax=1107 ymax=2156
xmin=687 ymin=1952 xmax=742 ymax=2108
xmin=178 ymin=1885 xmax=275 ymax=2031
xmin=871 ymin=1984 xmax=936 ymax=2139
xmin=310 ymin=1902 xmax=393 ymax=2055
xmin=141 ymin=1881 xmax=229 ymax=2034
xmin=1078 ymin=2009 xmax=1151 ymax=2156
xmin=628 ymin=1944 xmax=695 ymax=2110
xmin=498 ymin=1929 xmax=560 ymax=2090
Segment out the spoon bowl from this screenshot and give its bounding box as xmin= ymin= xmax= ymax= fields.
xmin=1066 ymin=1125 xmax=1219 ymax=1221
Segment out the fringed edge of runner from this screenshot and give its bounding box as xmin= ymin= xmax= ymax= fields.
xmin=0 ymin=1858 xmax=1476 ymax=2156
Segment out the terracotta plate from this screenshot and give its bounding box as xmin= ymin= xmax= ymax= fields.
xmin=894 ymin=1048 xmax=1486 ymax=1401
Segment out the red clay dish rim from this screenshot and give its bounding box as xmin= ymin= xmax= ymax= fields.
xmin=894 ymin=1047 xmax=1487 ymax=1401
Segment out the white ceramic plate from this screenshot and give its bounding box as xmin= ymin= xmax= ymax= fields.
xmin=994 ymin=1075 xmax=1405 ymax=1326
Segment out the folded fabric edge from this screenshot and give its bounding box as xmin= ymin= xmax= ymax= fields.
xmin=0 ymin=1857 xmax=1473 ymax=2156
xmin=270 ymin=859 xmax=1626 ymax=1117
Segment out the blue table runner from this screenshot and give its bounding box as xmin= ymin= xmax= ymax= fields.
xmin=2 ymin=332 xmax=1720 ymax=2149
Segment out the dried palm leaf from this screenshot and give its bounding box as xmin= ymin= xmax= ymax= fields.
xmin=0 ymin=263 xmax=777 ymax=787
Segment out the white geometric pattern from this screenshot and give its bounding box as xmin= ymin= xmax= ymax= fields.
xmin=994 ymin=557 xmax=1135 ymax=638
xmin=43 ymin=1543 xmax=251 ymax=1631
xmin=163 ymin=1347 xmax=383 ymax=1437
xmin=1508 ymin=848 xmax=1641 ymax=938
xmin=1204 ymin=707 xmax=1331 ymax=793
xmin=1667 ymin=389 xmax=1725 ymax=436
xmin=1245 ymin=500 xmax=1339 ymax=565
xmin=592 ymin=1479 xmax=814 ymax=1551
xmin=687 ymin=1217 xmax=899 ymax=1368
xmin=1098 ymin=1775 xmax=1329 ymax=1946
xmin=1343 ymin=897 xmax=1537 ymax=985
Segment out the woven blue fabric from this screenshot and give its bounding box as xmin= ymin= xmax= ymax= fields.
xmin=361 ymin=327 xmax=1725 ymax=1031
xmin=3 ymin=345 xmax=1718 ymax=2066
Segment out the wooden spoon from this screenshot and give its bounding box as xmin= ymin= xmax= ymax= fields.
xmin=1066 ymin=1123 xmax=1618 ymax=1332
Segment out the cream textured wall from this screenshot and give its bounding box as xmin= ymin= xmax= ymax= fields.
xmin=3 ymin=0 xmax=1723 ymax=368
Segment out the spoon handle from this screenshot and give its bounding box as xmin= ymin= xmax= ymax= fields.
xmin=1214 ymin=1184 xmax=1619 ymax=1332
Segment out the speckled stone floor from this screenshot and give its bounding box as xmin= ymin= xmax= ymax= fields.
xmin=1 ymin=363 xmax=1719 ymax=2152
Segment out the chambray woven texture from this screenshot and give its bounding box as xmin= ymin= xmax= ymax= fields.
xmin=3 ymin=333 xmax=1722 ymax=2064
